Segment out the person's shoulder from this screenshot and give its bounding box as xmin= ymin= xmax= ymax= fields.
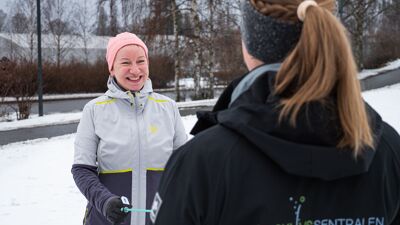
xmin=180 ymin=125 xmax=242 ymax=158
xmin=84 ymin=95 xmax=114 ymax=108
xmin=80 ymin=95 xmax=110 ymax=111
xmin=148 ymin=92 xmax=179 ymax=113
xmin=149 ymin=92 xmax=175 ymax=104
xmin=379 ymin=122 xmax=400 ymax=162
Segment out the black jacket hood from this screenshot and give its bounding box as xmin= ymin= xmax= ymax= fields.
xmin=217 ymin=71 xmax=384 ymax=181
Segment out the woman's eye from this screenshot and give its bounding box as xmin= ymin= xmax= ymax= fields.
xmin=122 ymin=62 xmax=130 ymax=65
xmin=138 ymin=60 xmax=145 ymax=64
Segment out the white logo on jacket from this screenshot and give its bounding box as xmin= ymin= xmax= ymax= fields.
xmin=150 ymin=192 xmax=163 ymax=224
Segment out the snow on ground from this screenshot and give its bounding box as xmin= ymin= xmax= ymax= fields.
xmin=0 ymin=135 xmax=83 ymax=224
xmin=359 ymin=58 xmax=400 ymax=79
xmin=0 ymin=84 xmax=400 ymax=225
xmin=0 ymin=112 xmax=82 ymax=131
xmin=0 ymin=115 xmax=197 ymax=225
xmin=362 ymin=83 xmax=400 ymax=132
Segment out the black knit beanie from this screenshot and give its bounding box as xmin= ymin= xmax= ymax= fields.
xmin=240 ymin=0 xmax=302 ymax=64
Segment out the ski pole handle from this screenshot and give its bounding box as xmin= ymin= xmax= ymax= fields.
xmin=121 ymin=207 xmax=152 ymax=213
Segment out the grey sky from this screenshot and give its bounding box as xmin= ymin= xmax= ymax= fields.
xmin=0 ymin=0 xmax=11 ymax=13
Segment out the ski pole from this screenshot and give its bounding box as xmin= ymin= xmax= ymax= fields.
xmin=121 ymin=207 xmax=152 ymax=213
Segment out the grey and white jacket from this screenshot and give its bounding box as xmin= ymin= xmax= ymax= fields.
xmin=72 ymin=76 xmax=187 ymax=225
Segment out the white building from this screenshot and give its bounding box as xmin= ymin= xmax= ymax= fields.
xmin=0 ymin=33 xmax=177 ymax=64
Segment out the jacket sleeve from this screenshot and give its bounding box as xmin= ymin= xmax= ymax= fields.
xmin=74 ymin=103 xmax=98 ymax=166
xmin=72 ymin=103 xmax=116 ymax=215
xmin=71 ymin=164 xmax=117 ymax=216
xmin=172 ymin=101 xmax=188 ymax=150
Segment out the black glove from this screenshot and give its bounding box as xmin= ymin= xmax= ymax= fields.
xmin=104 ymin=196 xmax=131 ymax=225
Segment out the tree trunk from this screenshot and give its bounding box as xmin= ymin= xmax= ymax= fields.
xmin=109 ymin=0 xmax=118 ymax=35
xmin=206 ymin=0 xmax=215 ymax=99
xmin=57 ymin=35 xmax=61 ymax=68
xmin=353 ymin=0 xmax=366 ymax=70
xmin=29 ymin=32 xmax=34 ymax=63
xmin=190 ymin=0 xmax=202 ymax=99
xmin=172 ymin=0 xmax=181 ymax=102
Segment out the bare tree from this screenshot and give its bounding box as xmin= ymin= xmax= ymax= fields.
xmin=109 ymin=0 xmax=118 ymax=35
xmin=339 ymin=0 xmax=392 ymax=69
xmin=205 ymin=0 xmax=244 ymax=84
xmin=190 ymin=0 xmax=202 ymax=99
xmin=120 ymin=0 xmax=132 ymax=31
xmin=120 ymin=0 xmax=148 ymax=32
xmin=95 ymin=0 xmax=108 ymax=35
xmin=145 ymin=0 xmax=185 ymax=100
xmin=204 ymin=0 xmax=217 ymax=99
xmin=364 ymin=0 xmax=400 ymax=67
xmin=43 ymin=0 xmax=75 ymax=68
xmin=0 ymin=57 xmax=13 ymax=119
xmin=171 ymin=0 xmax=183 ymax=101
xmin=193 ymin=0 xmax=242 ymax=99
xmin=0 ymin=57 xmax=36 ymax=120
xmin=75 ymin=1 xmax=93 ymax=65
xmin=11 ymin=60 xmax=37 ymax=120
xmin=3 ymin=0 xmax=37 ymax=62
xmin=0 ymin=9 xmax=7 ymax=31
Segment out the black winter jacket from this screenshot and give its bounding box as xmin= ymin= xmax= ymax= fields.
xmin=152 ymin=67 xmax=400 ymax=225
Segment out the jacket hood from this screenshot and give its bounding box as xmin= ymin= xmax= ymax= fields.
xmin=105 ymin=76 xmax=153 ymax=99
xmin=218 ymin=69 xmax=383 ymax=181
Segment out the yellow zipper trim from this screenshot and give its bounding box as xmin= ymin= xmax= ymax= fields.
xmin=100 ymin=168 xmax=133 ymax=174
xmin=148 ymin=96 xmax=169 ymax=103
xmin=147 ymin=168 xmax=165 ymax=171
xmin=95 ymin=98 xmax=116 ymax=105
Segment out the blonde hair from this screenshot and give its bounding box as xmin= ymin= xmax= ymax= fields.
xmin=250 ymin=0 xmax=374 ymax=155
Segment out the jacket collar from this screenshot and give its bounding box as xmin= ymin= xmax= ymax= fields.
xmin=105 ymin=76 xmax=153 ymax=100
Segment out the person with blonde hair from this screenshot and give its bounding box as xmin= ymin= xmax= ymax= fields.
xmin=150 ymin=0 xmax=400 ymax=224
xmin=72 ymin=32 xmax=187 ymax=225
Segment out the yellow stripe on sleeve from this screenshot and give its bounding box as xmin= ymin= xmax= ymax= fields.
xmin=148 ymin=96 xmax=169 ymax=103
xmin=100 ymin=168 xmax=133 ymax=174
xmin=147 ymin=168 xmax=165 ymax=171
xmin=95 ymin=99 xmax=116 ymax=105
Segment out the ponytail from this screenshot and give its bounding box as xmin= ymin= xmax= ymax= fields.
xmin=251 ymin=0 xmax=374 ymax=155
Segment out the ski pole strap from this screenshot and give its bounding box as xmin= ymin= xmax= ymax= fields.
xmin=119 ymin=196 xmax=152 ymax=213
xmin=121 ymin=207 xmax=152 ymax=213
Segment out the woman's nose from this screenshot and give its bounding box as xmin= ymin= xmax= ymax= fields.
xmin=129 ymin=64 xmax=140 ymax=73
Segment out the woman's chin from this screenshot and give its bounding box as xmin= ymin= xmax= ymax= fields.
xmin=127 ymin=83 xmax=144 ymax=91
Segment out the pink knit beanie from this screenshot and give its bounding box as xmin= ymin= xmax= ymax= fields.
xmin=106 ymin=32 xmax=149 ymax=73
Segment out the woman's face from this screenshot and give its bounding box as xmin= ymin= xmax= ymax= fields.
xmin=111 ymin=45 xmax=149 ymax=91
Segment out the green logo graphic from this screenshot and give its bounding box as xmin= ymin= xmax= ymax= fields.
xmin=289 ymin=196 xmax=306 ymax=225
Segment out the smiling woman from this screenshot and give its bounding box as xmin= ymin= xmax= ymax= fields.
xmin=111 ymin=45 xmax=149 ymax=91
xmin=106 ymin=33 xmax=150 ymax=92
xmin=71 ymin=32 xmax=188 ymax=225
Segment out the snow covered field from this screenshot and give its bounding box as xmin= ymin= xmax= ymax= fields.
xmin=0 ymin=84 xmax=400 ymax=225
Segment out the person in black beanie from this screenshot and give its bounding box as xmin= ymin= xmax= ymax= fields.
xmin=151 ymin=1 xmax=400 ymax=225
